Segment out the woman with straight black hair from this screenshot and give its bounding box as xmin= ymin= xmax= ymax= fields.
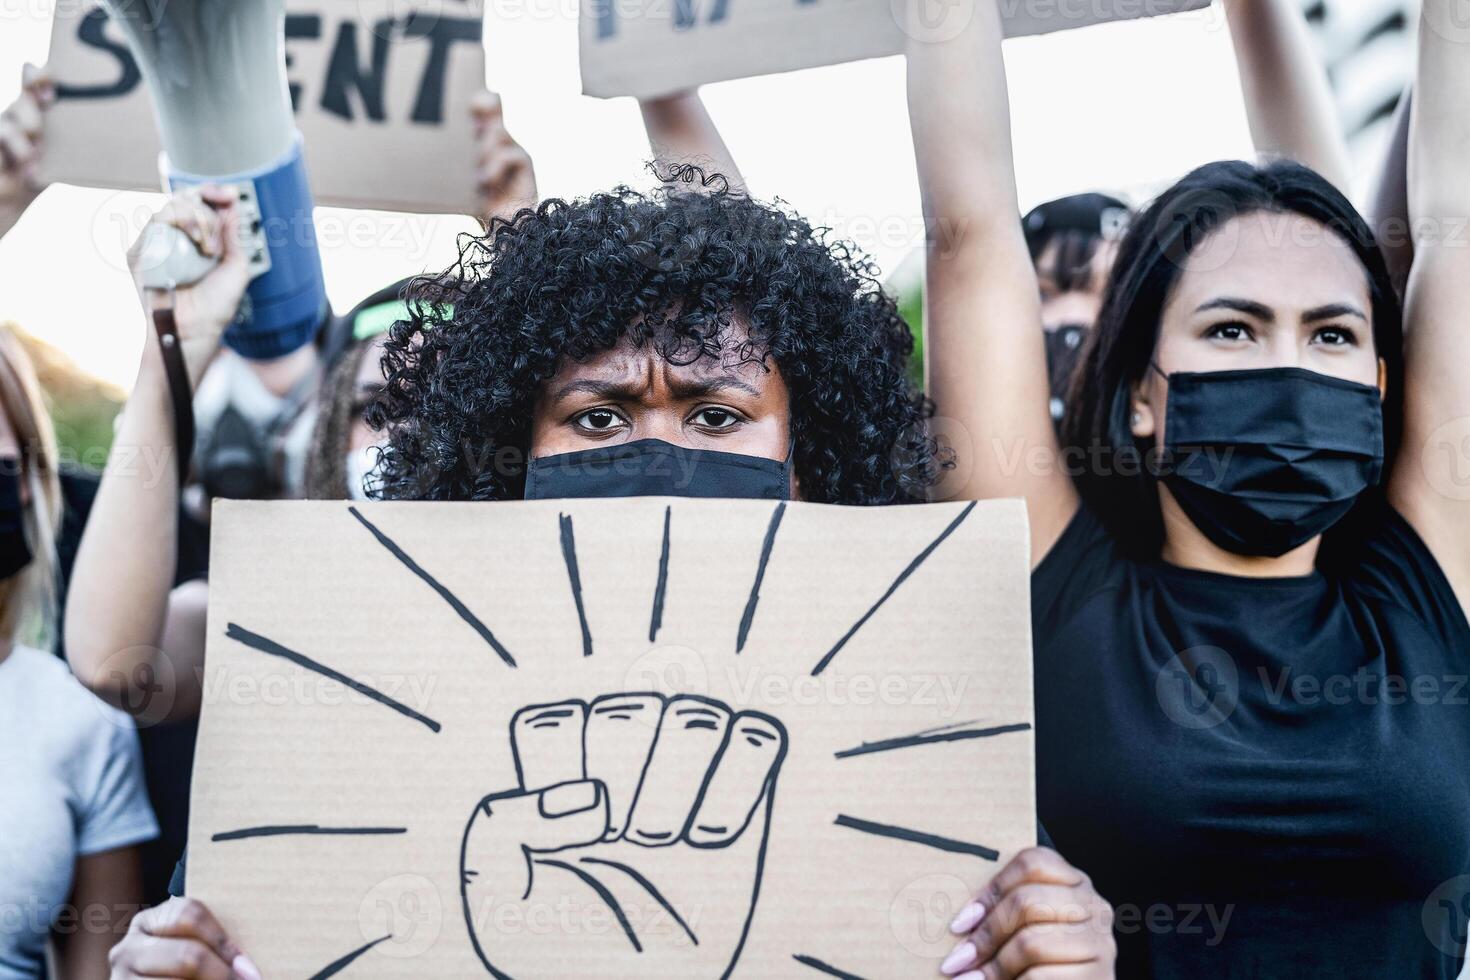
xmin=913 ymin=1 xmax=1470 ymax=977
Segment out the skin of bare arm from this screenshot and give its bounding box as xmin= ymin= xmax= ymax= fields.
xmin=906 ymin=0 xmax=1078 ymax=566
xmin=1389 ymin=0 xmax=1470 ymax=607
xmin=1224 ymin=0 xmax=1353 ymax=194
xmin=639 ymin=90 xmax=747 ymax=194
xmin=1365 ymin=88 xmax=1413 ymax=299
xmin=51 ymin=847 xmax=143 ymax=980
xmin=64 ymin=188 xmax=250 ymax=719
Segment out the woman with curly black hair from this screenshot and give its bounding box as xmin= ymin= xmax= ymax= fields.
xmin=365 ymin=169 xmax=941 ymax=506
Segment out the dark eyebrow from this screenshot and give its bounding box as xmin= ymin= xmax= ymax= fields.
xmin=548 ymin=378 xmax=646 ymax=402
xmin=667 ymin=376 xmax=761 ymax=399
xmin=1302 ymin=302 xmax=1367 ymax=323
xmin=548 ymin=376 xmax=761 ymax=403
xmin=1195 ymin=297 xmax=1274 ymax=321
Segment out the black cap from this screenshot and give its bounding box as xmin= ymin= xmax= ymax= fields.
xmin=1022 ymin=192 xmax=1130 ymax=260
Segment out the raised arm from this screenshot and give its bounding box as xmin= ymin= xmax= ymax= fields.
xmin=472 ymin=90 xmax=540 ymax=224
xmin=906 ymin=0 xmax=1076 ymax=564
xmin=639 ymin=90 xmax=745 ymax=193
xmin=1366 ymin=88 xmax=1413 ymax=297
xmin=65 ymin=187 xmax=251 ymax=719
xmin=1224 ymin=0 xmax=1352 ymax=192
xmin=0 ymin=64 xmax=53 ymax=240
xmin=1390 ymin=0 xmax=1470 ymax=605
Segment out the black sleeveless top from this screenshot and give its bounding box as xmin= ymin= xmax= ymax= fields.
xmin=1032 ymin=504 xmax=1470 ymax=978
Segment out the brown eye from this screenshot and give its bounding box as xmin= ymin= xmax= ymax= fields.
xmin=574 ymin=409 xmax=624 ymax=431
xmin=691 ymin=408 xmax=742 ymax=430
xmin=1314 ymin=326 xmax=1357 ymax=347
xmin=1204 ymin=322 xmax=1252 ymax=342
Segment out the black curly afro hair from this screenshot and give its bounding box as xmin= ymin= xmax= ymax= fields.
xmin=368 ymin=168 xmax=945 ymax=504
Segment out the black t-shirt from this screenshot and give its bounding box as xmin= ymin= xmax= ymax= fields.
xmin=1032 ymin=504 xmax=1470 ymax=979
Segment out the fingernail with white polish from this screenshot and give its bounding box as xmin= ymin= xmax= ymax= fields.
xmin=232 ymin=953 xmax=263 ymax=980
xmin=940 ymin=940 xmax=977 ymax=975
xmin=950 ymin=900 xmax=986 ymax=934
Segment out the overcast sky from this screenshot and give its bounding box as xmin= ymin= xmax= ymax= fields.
xmin=0 ymin=2 xmax=1255 ymax=390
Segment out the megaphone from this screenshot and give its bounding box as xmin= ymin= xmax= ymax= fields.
xmin=108 ymin=0 xmax=327 ymax=360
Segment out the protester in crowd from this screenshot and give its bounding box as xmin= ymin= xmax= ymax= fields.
xmin=61 ymin=84 xmax=550 ymax=910
xmin=99 ymin=59 xmax=1115 ymax=976
xmin=915 ymin=0 xmax=1469 ymax=975
xmin=1025 ymin=0 xmax=1350 ymax=428
xmin=0 ymin=324 xmax=157 ymax=980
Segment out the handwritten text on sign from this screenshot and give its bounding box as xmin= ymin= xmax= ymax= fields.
xmin=42 ymin=0 xmax=487 ymax=214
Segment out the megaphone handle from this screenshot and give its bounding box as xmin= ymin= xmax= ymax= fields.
xmin=150 ymin=302 xmax=196 ymax=489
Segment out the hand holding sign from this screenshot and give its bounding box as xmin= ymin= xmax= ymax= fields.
xmin=460 ymin=694 xmax=787 ymax=978
xmin=0 ymin=64 xmax=55 ymax=236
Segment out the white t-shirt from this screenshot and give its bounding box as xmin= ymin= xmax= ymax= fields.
xmin=0 ymin=645 xmax=158 ymax=979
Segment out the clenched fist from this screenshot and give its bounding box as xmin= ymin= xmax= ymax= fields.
xmin=459 ymin=694 xmax=787 ymax=978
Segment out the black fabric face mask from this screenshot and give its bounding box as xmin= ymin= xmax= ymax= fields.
xmin=0 ymin=462 xmax=32 ymax=579
xmin=523 ymin=439 xmax=793 ymax=501
xmin=1158 ymin=366 xmax=1384 ymax=558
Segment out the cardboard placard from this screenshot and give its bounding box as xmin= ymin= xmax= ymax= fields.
xmin=191 ymin=497 xmax=1034 ymax=977
xmin=39 ymin=0 xmax=485 ymax=214
xmin=580 ymin=0 xmax=1211 ymax=98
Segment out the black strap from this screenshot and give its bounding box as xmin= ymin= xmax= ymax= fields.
xmin=151 ymin=305 xmax=195 ymax=489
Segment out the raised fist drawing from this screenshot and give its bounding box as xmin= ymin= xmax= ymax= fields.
xmin=459 ymin=694 xmax=788 ymax=978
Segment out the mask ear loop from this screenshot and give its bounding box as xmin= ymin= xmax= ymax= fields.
xmin=782 ymin=435 xmax=797 ymax=499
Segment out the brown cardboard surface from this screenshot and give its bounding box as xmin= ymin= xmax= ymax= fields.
xmin=580 ymin=0 xmax=1211 ymax=99
xmin=40 ymin=0 xmax=485 ymax=214
xmin=191 ymin=497 xmax=1034 ymax=977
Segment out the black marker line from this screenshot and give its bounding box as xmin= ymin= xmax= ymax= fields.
xmin=211 ymin=825 xmax=406 ymax=842
xmin=225 ymin=623 xmax=442 ymax=733
xmin=536 ymin=859 xmax=641 ymax=951
xmin=811 ymin=501 xmax=977 ymax=676
xmin=649 ymin=506 xmax=672 ymax=642
xmin=559 ymin=514 xmax=594 ymax=658
xmin=792 ymin=954 xmax=869 ymax=979
xmin=834 ymin=814 xmax=999 ymax=861
xmin=580 ymin=857 xmax=699 ymax=946
xmin=834 ymin=722 xmax=1032 ymax=759
xmin=736 ymin=502 xmax=786 ymax=653
xmin=348 ymin=506 xmax=516 ymax=668
xmin=306 ymin=934 xmax=392 ymax=980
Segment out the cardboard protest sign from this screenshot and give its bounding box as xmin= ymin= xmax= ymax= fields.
xmin=191 ymin=497 xmax=1034 ymax=977
xmin=39 ymin=0 xmax=485 ymax=214
xmin=580 ymin=0 xmax=1212 ymax=98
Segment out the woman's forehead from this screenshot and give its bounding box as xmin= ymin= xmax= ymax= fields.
xmin=552 ymin=330 xmax=776 ymax=386
xmin=1167 ymin=212 xmax=1371 ymax=315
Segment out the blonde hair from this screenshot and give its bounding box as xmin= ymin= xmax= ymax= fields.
xmin=0 ymin=323 xmax=62 ymax=649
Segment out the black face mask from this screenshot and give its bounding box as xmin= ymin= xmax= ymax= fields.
xmin=523 ymin=439 xmax=793 ymax=501
xmin=1158 ymin=366 xmax=1384 ymax=558
xmin=200 ymin=405 xmax=275 ymax=500
xmin=0 ymin=462 xmax=32 ymax=579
